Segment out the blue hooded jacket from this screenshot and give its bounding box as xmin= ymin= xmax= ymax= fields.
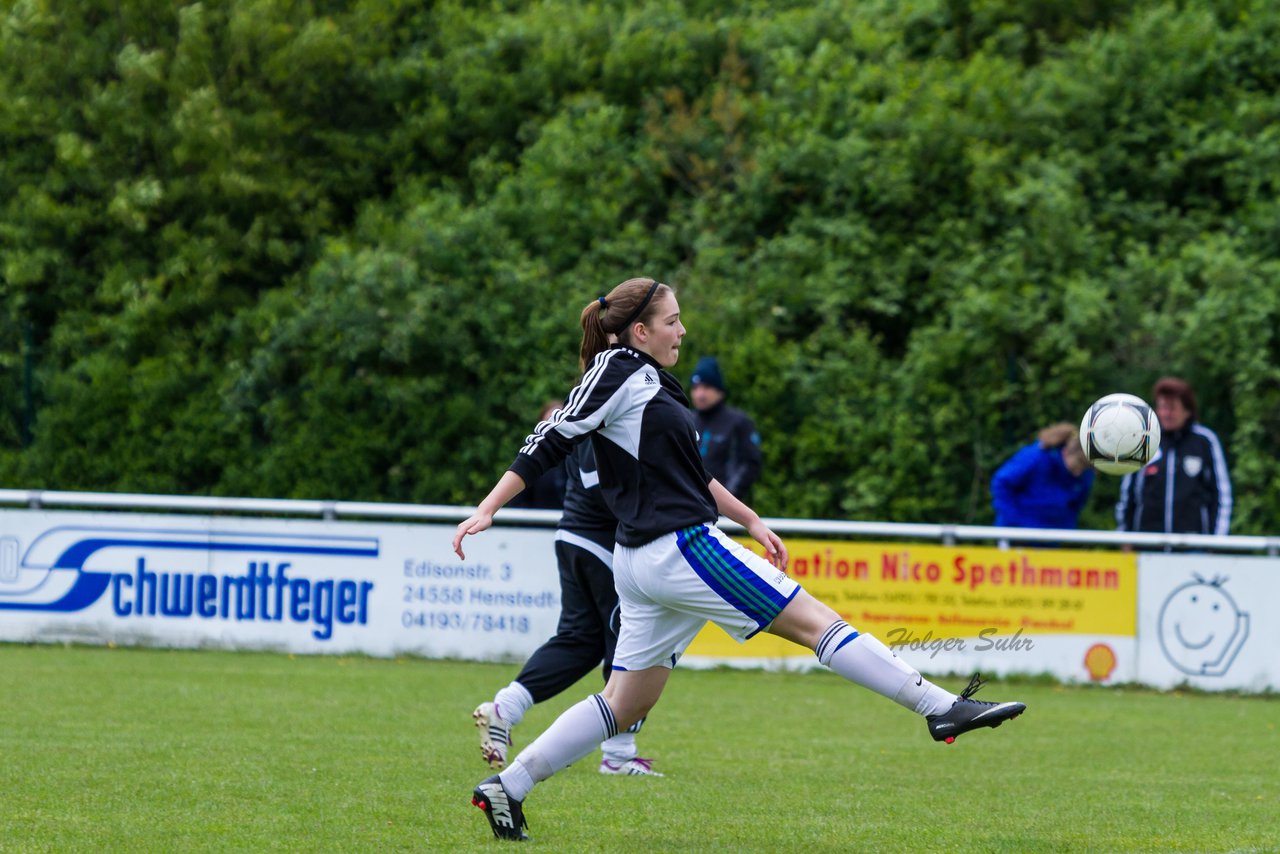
xmin=991 ymin=442 xmax=1094 ymax=529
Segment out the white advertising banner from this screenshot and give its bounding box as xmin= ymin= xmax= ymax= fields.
xmin=4 ymin=507 xmax=1276 ymax=694
xmin=0 ymin=510 xmax=561 ymax=661
xmin=1136 ymin=553 xmax=1280 ymax=692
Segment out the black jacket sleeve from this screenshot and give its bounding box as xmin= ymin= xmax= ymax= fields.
xmin=723 ymin=410 xmax=761 ymax=497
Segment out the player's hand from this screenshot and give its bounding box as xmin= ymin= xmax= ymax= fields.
xmin=748 ymin=521 xmax=789 ymax=571
xmin=452 ymin=511 xmax=493 ymax=559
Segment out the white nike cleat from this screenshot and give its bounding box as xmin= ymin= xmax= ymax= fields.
xmin=473 ymin=702 xmax=513 ymax=770
xmin=599 ymin=756 xmax=664 ymax=776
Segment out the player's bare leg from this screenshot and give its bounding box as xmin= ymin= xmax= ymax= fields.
xmin=767 ymin=590 xmax=1025 ymax=742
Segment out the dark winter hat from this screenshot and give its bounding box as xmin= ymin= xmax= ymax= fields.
xmin=690 ymin=356 xmax=725 ymax=392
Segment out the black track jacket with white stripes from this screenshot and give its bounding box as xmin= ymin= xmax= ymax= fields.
xmin=509 ymin=346 xmax=717 ymax=547
xmin=1115 ymin=420 xmax=1232 ymax=535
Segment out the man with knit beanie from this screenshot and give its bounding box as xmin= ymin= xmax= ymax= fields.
xmin=689 ymin=356 xmax=762 ymax=502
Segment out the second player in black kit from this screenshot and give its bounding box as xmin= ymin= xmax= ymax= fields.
xmin=472 ymin=441 xmax=659 ymax=776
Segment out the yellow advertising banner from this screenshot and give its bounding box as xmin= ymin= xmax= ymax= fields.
xmin=685 ymin=539 xmax=1137 ymax=659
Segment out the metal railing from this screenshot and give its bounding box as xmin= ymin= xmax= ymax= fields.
xmin=0 ymin=488 xmax=1275 ymax=555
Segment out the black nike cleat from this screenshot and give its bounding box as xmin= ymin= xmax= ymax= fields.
xmin=471 ymin=774 xmax=530 ymax=841
xmin=926 ymin=673 xmax=1026 ymax=744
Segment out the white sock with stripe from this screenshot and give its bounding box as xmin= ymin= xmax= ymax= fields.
xmin=815 ymin=621 xmax=955 ymax=717
xmin=499 ymin=694 xmax=618 ymax=801
xmin=600 ymin=717 xmax=643 ymax=764
xmin=494 ymin=680 xmax=534 ymax=727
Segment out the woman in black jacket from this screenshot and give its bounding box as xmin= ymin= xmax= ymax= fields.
xmin=1116 ymin=377 xmax=1232 ymax=536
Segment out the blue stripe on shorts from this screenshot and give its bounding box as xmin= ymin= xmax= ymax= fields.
xmin=676 ymin=525 xmax=795 ymax=634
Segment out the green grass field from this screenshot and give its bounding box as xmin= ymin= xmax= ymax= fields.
xmin=1 ymin=645 xmax=1276 ymax=853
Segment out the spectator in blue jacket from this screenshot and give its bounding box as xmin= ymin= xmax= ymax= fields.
xmin=991 ymin=422 xmax=1094 ymax=529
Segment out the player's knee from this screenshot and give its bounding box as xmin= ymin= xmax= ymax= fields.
xmin=772 ymin=590 xmax=843 ymax=648
xmin=803 ymin=592 xmax=842 ymax=627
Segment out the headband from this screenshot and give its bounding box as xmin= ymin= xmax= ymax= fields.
xmin=620 ymin=280 xmax=662 ymax=329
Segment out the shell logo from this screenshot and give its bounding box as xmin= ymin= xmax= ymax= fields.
xmin=1084 ymin=643 xmax=1117 ymax=681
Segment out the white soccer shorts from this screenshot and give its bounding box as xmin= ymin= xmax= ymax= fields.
xmin=610 ymin=523 xmax=800 ymax=671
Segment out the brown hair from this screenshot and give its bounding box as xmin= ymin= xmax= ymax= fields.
xmin=578 ymin=277 xmax=672 ymax=370
xmin=1037 ymin=422 xmax=1078 ymax=449
xmin=1152 ymin=376 xmax=1198 ymax=420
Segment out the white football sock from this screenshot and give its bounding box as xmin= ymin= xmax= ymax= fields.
xmin=816 ymin=621 xmax=956 ymax=717
xmin=600 ymin=715 xmax=644 ymax=763
xmin=499 ymin=694 xmax=618 ymax=801
xmin=601 ymin=731 xmax=637 ymax=764
xmin=494 ymin=680 xmax=534 ymax=727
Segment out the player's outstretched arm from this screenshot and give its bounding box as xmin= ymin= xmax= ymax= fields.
xmin=709 ymin=478 xmax=788 ymax=571
xmin=452 ymin=471 xmax=527 ymax=559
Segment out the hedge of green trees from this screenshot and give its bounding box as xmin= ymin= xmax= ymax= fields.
xmin=3 ymin=0 xmax=1280 ymax=532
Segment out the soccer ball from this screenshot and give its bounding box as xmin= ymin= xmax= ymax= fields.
xmin=1079 ymin=393 xmax=1161 ymax=475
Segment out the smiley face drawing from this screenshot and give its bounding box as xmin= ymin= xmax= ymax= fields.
xmin=1157 ymin=576 xmax=1249 ymax=676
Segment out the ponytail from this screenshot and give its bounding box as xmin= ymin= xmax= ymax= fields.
xmin=579 ymin=298 xmax=612 ymax=372
xmin=578 ymin=277 xmax=671 ymax=371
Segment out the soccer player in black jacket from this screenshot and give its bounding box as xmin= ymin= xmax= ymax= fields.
xmin=454 ymin=277 xmax=1025 ymax=841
